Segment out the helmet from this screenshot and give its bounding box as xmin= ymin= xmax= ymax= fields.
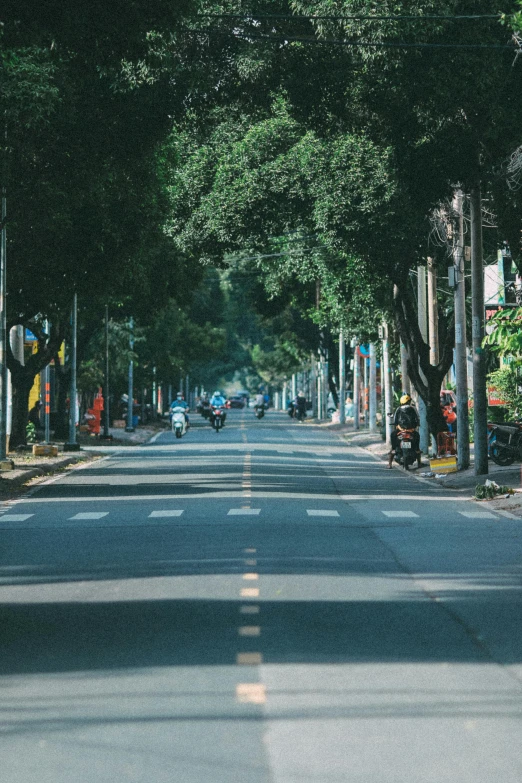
xmin=177 ymin=392 xmax=183 ymax=398
xmin=298 ymin=391 xmax=305 ymax=398
xmin=214 ymin=391 xmax=221 ymax=397
xmin=400 ymin=394 xmax=411 ymax=405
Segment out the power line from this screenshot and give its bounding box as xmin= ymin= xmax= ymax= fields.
xmin=197 ymin=13 xmax=501 ymax=22
xmin=225 ymin=32 xmax=516 ymax=50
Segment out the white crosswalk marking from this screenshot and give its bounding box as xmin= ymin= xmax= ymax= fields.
xmin=148 ymin=510 xmax=184 ymax=518
xmin=0 ymin=514 xmax=34 ymax=522
xmin=306 ymin=509 xmax=340 ymax=517
xmin=458 ymin=511 xmax=498 ymax=519
xmin=69 ymin=512 xmax=109 ymax=520
xmin=228 ymin=508 xmax=261 ymax=516
xmin=381 ymin=511 xmax=419 ymax=518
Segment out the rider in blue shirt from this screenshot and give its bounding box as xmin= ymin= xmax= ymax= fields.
xmin=170 ymin=392 xmax=190 ymax=426
xmin=210 ymin=390 xmax=227 ymax=424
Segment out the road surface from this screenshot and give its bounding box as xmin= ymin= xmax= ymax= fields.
xmin=1 ymin=410 xmax=521 ymax=782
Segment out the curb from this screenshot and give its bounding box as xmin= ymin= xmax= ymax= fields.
xmin=0 ymin=454 xmax=96 ymax=490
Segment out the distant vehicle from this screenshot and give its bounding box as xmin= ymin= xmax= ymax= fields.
xmin=228 ymin=396 xmax=246 ymax=408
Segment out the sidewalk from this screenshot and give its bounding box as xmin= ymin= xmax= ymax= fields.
xmin=0 ymin=450 xmax=100 ymax=498
xmin=0 ymin=424 xmax=166 ymax=498
xmin=342 ymin=428 xmax=522 ymax=513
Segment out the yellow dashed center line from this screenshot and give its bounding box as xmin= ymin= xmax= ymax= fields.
xmin=241 ymin=452 xmax=252 ymax=507
xmin=237 ymin=652 xmax=263 ymax=665
xmin=236 ymin=683 xmax=266 ymax=704
xmin=238 ymin=626 xmax=261 ymax=637
xmin=240 ymin=605 xmax=260 ymax=615
xmin=240 ymin=587 xmax=259 ymax=597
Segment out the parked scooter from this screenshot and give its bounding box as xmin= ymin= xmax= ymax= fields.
xmin=171 ymin=405 xmax=188 ymax=439
xmin=487 ymin=421 xmax=522 ymax=466
xmin=210 ymin=405 xmax=225 ymax=432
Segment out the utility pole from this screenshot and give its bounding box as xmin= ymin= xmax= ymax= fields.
xmin=65 ymin=294 xmax=80 ymax=450
xmin=339 ymin=329 xmax=346 ymax=425
xmin=363 ymin=349 xmax=369 ymax=427
xmin=43 ymin=320 xmax=51 ymax=443
xmin=102 ymin=303 xmax=110 ymax=439
xmin=323 ymin=347 xmax=329 ymax=419
xmin=317 ymin=355 xmax=324 ymax=421
xmin=417 ymin=266 xmax=430 ymax=454
xmin=382 ymin=324 xmax=392 ymax=447
xmin=453 ymin=189 xmax=470 ymax=470
xmin=125 ymin=317 xmax=135 ymax=432
xmin=369 ymin=342 xmax=377 ymax=432
xmin=152 ymin=366 xmax=158 ymax=419
xmin=400 ymin=343 xmax=410 ymax=395
xmin=353 ymin=340 xmax=360 ymax=430
xmin=0 ymin=177 xmax=7 ymax=459
xmin=427 ymin=257 xmax=439 ymax=366
xmin=471 ymin=181 xmax=488 ymax=475
xmin=311 ymin=352 xmax=317 ymax=418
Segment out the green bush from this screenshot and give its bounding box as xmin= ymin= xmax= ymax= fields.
xmin=487 ymin=366 xmax=521 ymax=421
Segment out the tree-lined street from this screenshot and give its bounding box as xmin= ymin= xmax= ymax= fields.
xmin=3 ymin=2 xmax=522 ymax=778
xmin=1 ymin=411 xmax=521 ymax=781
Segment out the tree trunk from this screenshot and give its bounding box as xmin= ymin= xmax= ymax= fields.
xmin=393 ymin=281 xmax=453 ymax=439
xmin=53 ymin=357 xmax=70 ymax=440
xmin=7 ymin=319 xmax=66 ymax=448
xmin=9 ymin=364 xmax=36 ymax=449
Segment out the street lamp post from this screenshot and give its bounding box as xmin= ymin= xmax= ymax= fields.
xmin=102 ymin=304 xmax=111 ymax=439
xmin=64 ymin=294 xmax=81 ymax=451
xmin=125 ymin=317 xmax=135 ymax=433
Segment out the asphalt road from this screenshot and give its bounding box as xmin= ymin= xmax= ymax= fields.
xmin=1 ymin=409 xmax=521 ymax=782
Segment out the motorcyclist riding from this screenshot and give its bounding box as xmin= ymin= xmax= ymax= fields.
xmin=170 ymin=392 xmax=190 ymax=428
xmin=388 ymin=394 xmax=421 ymax=469
xmin=254 ymin=392 xmax=265 ymax=413
xmin=295 ymin=391 xmax=307 ymax=421
xmin=210 ymin=390 xmax=227 ymax=425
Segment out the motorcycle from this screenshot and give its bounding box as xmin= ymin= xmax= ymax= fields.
xmin=210 ymin=405 xmax=225 ymax=432
xmin=487 ymin=421 xmax=522 ymax=466
xmin=200 ymin=400 xmax=211 ymax=419
xmin=296 ymin=407 xmax=306 ymax=422
xmin=393 ymin=426 xmax=418 ymax=470
xmin=170 ymin=406 xmax=188 ymax=439
xmin=255 ymin=404 xmax=265 ymax=420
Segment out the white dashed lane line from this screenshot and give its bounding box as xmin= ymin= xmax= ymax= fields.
xmin=0 ymin=506 xmax=513 ymax=525
xmin=228 ymin=508 xmax=261 ymax=516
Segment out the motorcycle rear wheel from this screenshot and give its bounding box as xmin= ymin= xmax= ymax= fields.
xmin=490 ymin=444 xmax=515 ymax=466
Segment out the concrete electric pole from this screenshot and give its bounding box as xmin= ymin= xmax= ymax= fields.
xmin=470 ymin=182 xmax=488 ymax=475
xmin=339 ymin=329 xmax=346 ymax=425
xmin=452 ymin=189 xmax=470 ymax=470
xmin=369 ymin=342 xmax=377 ymax=432
xmin=417 ymin=266 xmax=430 ymax=455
